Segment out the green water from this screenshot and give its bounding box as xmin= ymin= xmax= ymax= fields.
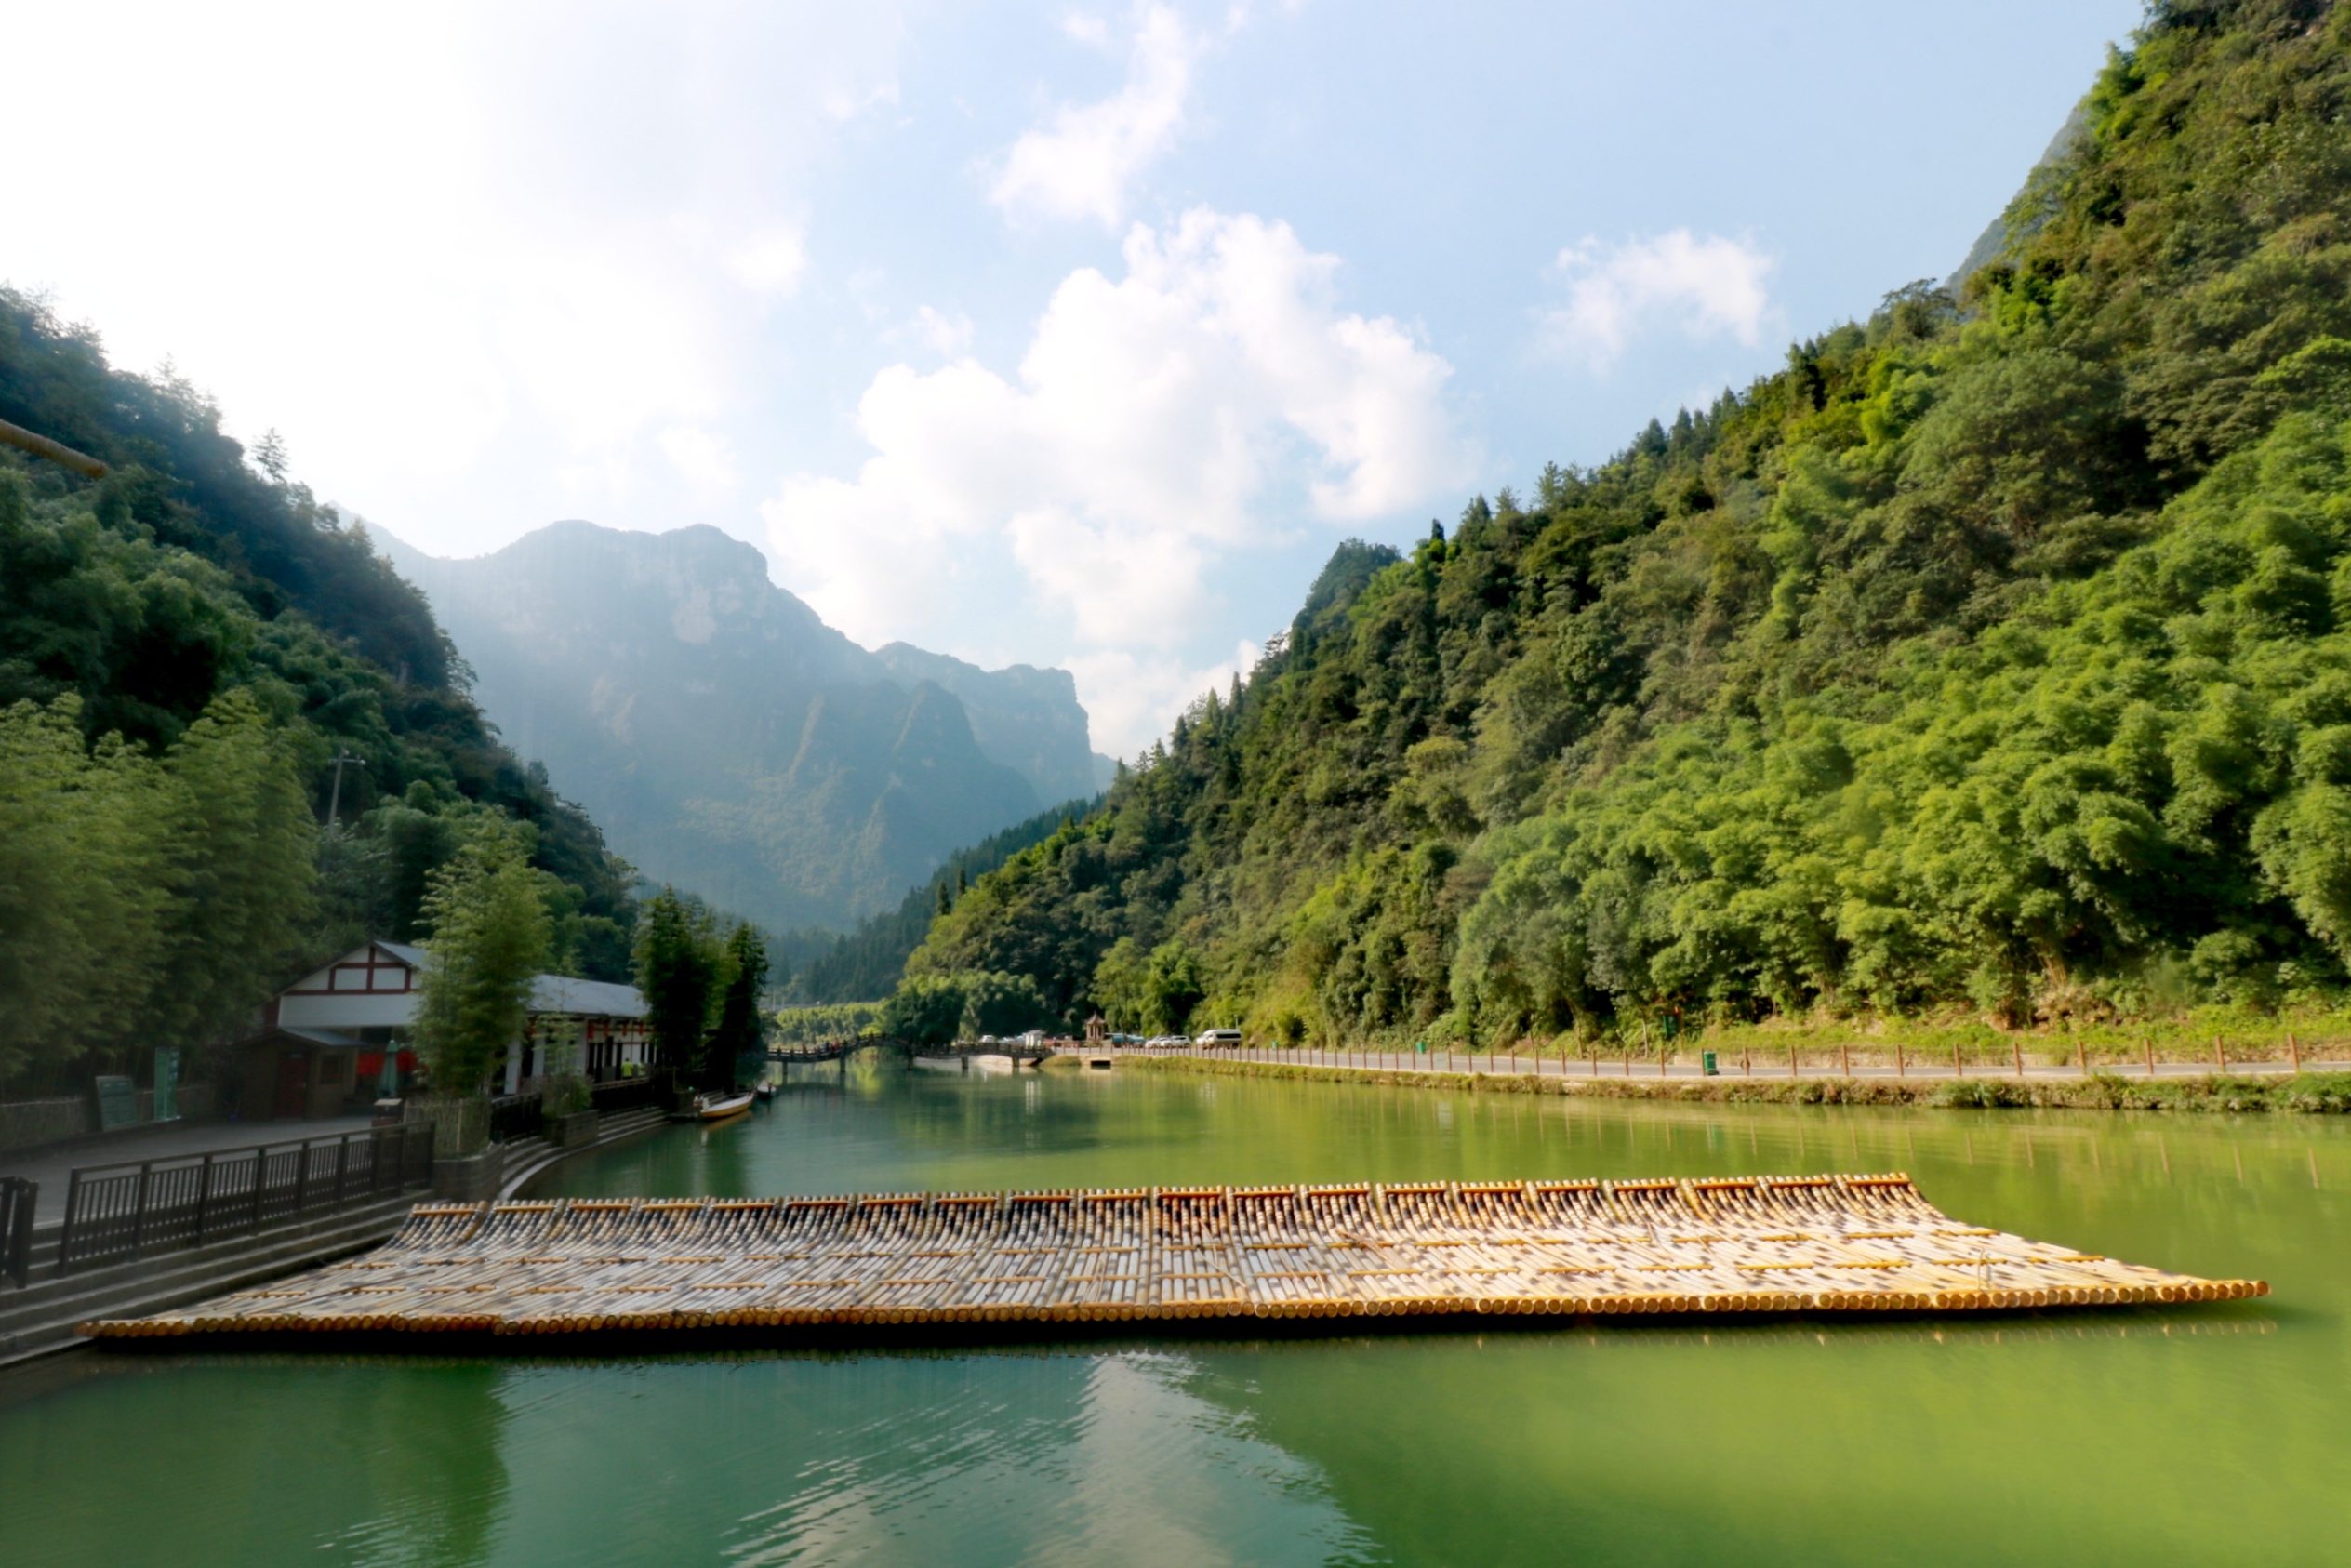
xmin=5 ymin=1060 xmax=2347 ymax=1565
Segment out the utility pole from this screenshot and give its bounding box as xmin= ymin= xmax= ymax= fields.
xmin=325 ymin=752 xmax=366 ymax=828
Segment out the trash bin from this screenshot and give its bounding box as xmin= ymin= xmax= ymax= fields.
xmin=1701 ymin=1051 xmax=1719 ymax=1076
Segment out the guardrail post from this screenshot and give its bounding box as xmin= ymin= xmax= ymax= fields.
xmin=194 ymin=1153 xmax=216 ymax=1242
xmin=58 ymin=1169 xmax=85 ymax=1278
xmin=250 ymin=1148 xmax=268 ymax=1234
xmin=1 ymin=1177 xmax=33 ymax=1288
xmin=128 ymin=1163 xmax=153 ymax=1262
xmin=333 ymin=1135 xmax=350 ymax=1208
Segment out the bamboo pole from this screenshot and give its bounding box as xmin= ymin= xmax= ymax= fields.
xmin=90 ymin=1176 xmax=2264 ymax=1339
xmin=2216 ymin=1035 xmax=2227 ymax=1074
xmin=0 ymin=416 xmax=108 ymax=479
xmin=1895 ymin=1041 xmax=1905 ymax=1079
xmin=2145 ymin=1037 xmax=2157 ymax=1079
xmin=2289 ymin=1032 xmax=2302 ymax=1074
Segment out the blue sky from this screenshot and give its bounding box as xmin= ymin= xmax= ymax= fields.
xmin=5 ymin=0 xmax=2143 ymax=753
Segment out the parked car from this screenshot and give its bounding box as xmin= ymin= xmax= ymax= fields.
xmin=1145 ymin=1034 xmax=1189 ymax=1047
xmin=1193 ymin=1028 xmax=1243 ymax=1048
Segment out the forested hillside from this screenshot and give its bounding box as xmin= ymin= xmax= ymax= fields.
xmin=906 ymin=0 xmax=2351 ymax=1046
xmin=2 ymin=289 xmax=638 ymax=1088
xmin=786 ymin=794 xmax=1098 ymax=1003
xmin=377 ymin=520 xmax=1105 ymax=932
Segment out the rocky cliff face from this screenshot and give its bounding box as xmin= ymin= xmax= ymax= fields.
xmin=374 ymin=520 xmax=1102 ymax=930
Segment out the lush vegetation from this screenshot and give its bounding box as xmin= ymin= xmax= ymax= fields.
xmin=0 ymin=688 xmax=312 ymax=1083
xmin=772 ymin=1001 xmax=885 ymax=1045
xmin=1 ymin=287 xmax=639 ymax=1093
xmin=903 ymin=1 xmax=2351 ymax=1050
xmin=876 ymin=969 xmax=1054 ymax=1046
xmin=633 ymin=887 xmax=770 ymax=1088
xmin=409 ymin=818 xmax=551 ymax=1105
xmin=784 ymin=796 xmax=1098 ymax=1003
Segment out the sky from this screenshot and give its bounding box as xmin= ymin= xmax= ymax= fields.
xmin=3 ymin=0 xmax=2145 ymax=756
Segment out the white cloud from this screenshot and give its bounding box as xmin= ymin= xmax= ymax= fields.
xmin=1540 ymin=230 xmax=1775 ymax=371
xmin=724 ymin=227 xmax=809 ymax=296
xmin=1069 ymin=640 xmax=1262 ymax=764
xmin=0 ymin=1 xmax=907 ymax=547
xmin=990 ymin=4 xmax=1203 ymax=228
xmin=658 ymin=427 xmax=740 ymax=498
xmin=764 ymin=207 xmax=1468 ymax=751
xmin=889 ymin=306 xmax=977 ymax=359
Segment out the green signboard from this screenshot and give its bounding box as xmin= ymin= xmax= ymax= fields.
xmin=94 ymin=1074 xmax=137 ymax=1131
xmin=153 ymin=1047 xmax=180 ymax=1122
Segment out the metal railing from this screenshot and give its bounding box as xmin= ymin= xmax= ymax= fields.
xmin=487 ymin=1092 xmax=543 ymax=1144
xmin=56 ymin=1123 xmax=435 ymax=1278
xmin=590 ymin=1073 xmax=671 ymax=1115
xmin=2 ymin=1176 xmax=33 ymax=1288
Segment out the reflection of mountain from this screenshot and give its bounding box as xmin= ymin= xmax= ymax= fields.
xmin=372 ymin=520 xmax=1109 ymax=931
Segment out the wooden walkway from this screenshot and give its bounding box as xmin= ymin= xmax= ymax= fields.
xmin=81 ymin=1174 xmax=2263 ymax=1343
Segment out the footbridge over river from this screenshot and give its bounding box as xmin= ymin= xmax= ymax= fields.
xmin=83 ymin=1174 xmax=2262 ymax=1347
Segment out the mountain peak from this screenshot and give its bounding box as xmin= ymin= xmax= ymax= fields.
xmin=372 ymin=518 xmax=1104 ymax=929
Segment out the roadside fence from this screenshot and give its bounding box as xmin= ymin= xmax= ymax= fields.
xmin=55 ymin=1123 xmax=435 ymax=1278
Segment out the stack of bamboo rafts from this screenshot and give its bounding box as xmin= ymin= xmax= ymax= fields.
xmin=82 ymin=1174 xmax=2263 ymax=1341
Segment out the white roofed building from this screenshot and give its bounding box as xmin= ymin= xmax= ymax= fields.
xmin=239 ymin=940 xmax=653 ymax=1119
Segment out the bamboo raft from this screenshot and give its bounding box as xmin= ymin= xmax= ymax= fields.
xmin=81 ymin=1174 xmax=2263 ymax=1344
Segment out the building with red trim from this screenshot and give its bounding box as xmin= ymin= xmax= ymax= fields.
xmin=240 ymin=941 xmax=651 ymax=1119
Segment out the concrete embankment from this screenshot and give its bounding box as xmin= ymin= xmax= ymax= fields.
xmin=1114 ymin=1053 xmax=2351 ymax=1114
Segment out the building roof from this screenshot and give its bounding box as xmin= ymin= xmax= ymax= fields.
xmin=266 ymin=938 xmax=646 ymax=1032
xmin=530 ymin=974 xmax=648 ymax=1019
xmin=246 ymin=1027 xmax=368 ymax=1050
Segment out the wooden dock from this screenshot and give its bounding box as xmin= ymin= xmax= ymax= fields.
xmin=80 ymin=1174 xmax=2264 ymax=1344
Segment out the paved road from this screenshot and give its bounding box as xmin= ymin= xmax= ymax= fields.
xmin=1 ymin=1113 xmax=379 ymax=1226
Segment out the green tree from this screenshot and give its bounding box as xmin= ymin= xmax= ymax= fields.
xmin=410 ymin=821 xmax=551 ymax=1114
xmin=958 ymin=970 xmax=1052 ymax=1038
xmin=879 ymin=973 xmax=965 ymax=1046
xmin=154 ymin=687 xmax=319 ymax=1048
xmin=0 ymin=696 xmax=169 ymax=1081
xmin=634 ymin=888 xmax=721 ymax=1077
xmin=707 ymin=922 xmax=769 ymax=1089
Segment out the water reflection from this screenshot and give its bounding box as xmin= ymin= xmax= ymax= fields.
xmin=7 ymin=1070 xmax=2349 ymax=1566
xmin=0 ymin=1354 xmax=510 ymax=1568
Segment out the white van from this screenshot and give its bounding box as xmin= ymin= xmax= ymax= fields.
xmin=1193 ymin=1028 xmax=1243 ymax=1048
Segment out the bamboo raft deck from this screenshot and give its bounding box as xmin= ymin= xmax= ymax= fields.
xmin=82 ymin=1174 xmax=2264 ymax=1344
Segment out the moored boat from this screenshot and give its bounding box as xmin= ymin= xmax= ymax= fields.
xmin=669 ymin=1089 xmax=758 ymax=1122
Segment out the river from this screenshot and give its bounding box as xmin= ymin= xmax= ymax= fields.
xmin=3 ymin=1058 xmax=2344 ymax=1565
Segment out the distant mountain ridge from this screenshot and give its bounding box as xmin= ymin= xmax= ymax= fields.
xmin=372 ymin=519 xmax=1112 ymax=932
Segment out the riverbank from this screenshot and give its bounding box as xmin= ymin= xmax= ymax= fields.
xmin=1112 ymin=1052 xmax=2351 ymax=1114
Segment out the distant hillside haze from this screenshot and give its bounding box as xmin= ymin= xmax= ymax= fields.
xmin=373 ymin=519 xmax=1111 ymax=932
